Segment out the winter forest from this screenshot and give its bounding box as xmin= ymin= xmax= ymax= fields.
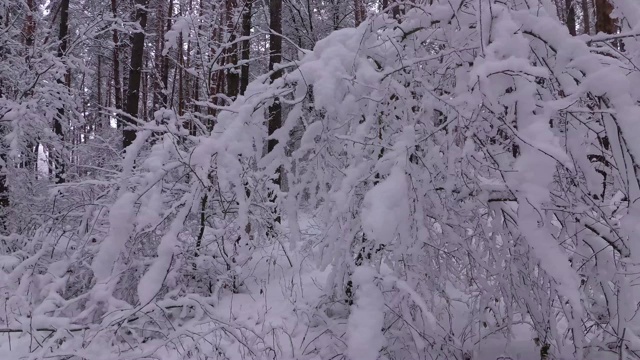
xmin=3 ymin=0 xmax=640 ymax=358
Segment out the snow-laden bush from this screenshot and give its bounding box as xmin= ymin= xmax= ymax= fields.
xmin=3 ymin=0 xmax=640 ymax=359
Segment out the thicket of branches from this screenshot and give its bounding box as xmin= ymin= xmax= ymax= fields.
xmin=0 ymin=0 xmax=639 ymax=359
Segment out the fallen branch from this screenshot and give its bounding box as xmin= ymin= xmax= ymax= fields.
xmin=0 ymin=327 xmax=88 ymax=333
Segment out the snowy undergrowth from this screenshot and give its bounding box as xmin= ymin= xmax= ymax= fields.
xmin=0 ymin=214 xmax=545 ymax=360
xmin=0 ymin=216 xmax=319 ymax=359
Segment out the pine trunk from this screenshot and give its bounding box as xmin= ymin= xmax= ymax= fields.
xmin=53 ymin=0 xmax=69 ymax=184
xmin=565 ymin=0 xmax=576 ymax=35
xmin=123 ymin=0 xmax=149 ymax=148
xmin=267 ymin=0 xmax=283 ymax=225
xmin=595 ymin=0 xmax=616 ymax=34
xmin=112 ymin=0 xmax=123 ymax=123
xmin=240 ymin=0 xmax=252 ymax=94
xmin=267 ymin=0 xmax=282 ymax=164
xmin=226 ymin=0 xmax=239 ymax=99
xmin=354 ymin=0 xmax=365 ymax=26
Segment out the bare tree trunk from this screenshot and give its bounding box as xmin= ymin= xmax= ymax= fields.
xmin=178 ymin=31 xmax=185 ymax=115
xmin=595 ymin=0 xmax=616 ymax=34
xmin=565 ymin=0 xmax=576 ymax=35
xmin=581 ymin=0 xmax=591 ymax=34
xmin=332 ymin=0 xmax=340 ymax=30
xmin=153 ymin=0 xmax=172 ymax=110
xmin=161 ymin=0 xmax=172 ymax=108
xmin=97 ymin=54 xmax=102 ymax=129
xmin=180 ymin=0 xmax=190 ymax=117
xmin=152 ymin=0 xmax=163 ymax=110
xmin=267 ymin=0 xmax=282 ymax=179
xmin=24 ymin=0 xmax=35 ymax=52
xmin=123 ymin=0 xmax=150 ymax=148
xmin=53 ymin=0 xmax=69 ymax=184
xmin=111 ymin=0 xmax=123 ymax=124
xmin=267 ymin=0 xmax=283 ymax=226
xmin=122 ymin=48 xmax=130 ymax=111
xmin=354 ymin=0 xmax=365 ymax=26
xmin=240 ymin=0 xmax=252 ymax=94
xmin=226 ymin=0 xmax=240 ymax=99
xmin=143 ymin=55 xmax=149 ymax=120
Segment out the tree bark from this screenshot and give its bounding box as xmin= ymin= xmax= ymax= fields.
xmin=267 ymin=0 xmax=282 ymax=186
xmin=178 ymin=31 xmax=185 ymax=115
xmin=111 ymin=0 xmax=123 ymax=124
xmin=581 ymin=0 xmax=591 ymax=35
xmin=153 ymin=0 xmax=172 ymax=110
xmin=354 ymin=0 xmax=365 ymax=26
xmin=24 ymin=0 xmax=35 ymax=50
xmin=240 ymin=0 xmax=252 ymax=94
xmin=565 ymin=0 xmax=576 ymax=35
xmin=142 ymin=54 xmax=149 ymax=120
xmin=595 ymin=0 xmax=616 ymax=34
xmin=123 ymin=0 xmax=150 ymax=148
xmin=266 ymin=0 xmax=283 ymax=227
xmin=225 ymin=0 xmax=240 ymax=99
xmin=97 ymin=54 xmax=103 ymax=129
xmin=161 ymin=0 xmax=172 ymax=107
xmin=53 ymin=0 xmax=70 ymax=184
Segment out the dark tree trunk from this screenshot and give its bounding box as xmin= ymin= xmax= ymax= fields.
xmin=152 ymin=0 xmax=163 ymax=110
xmin=565 ymin=0 xmax=576 ymax=35
xmin=161 ymin=0 xmax=172 ymax=108
xmin=265 ymin=0 xmax=283 ymax=228
xmin=225 ymin=0 xmax=240 ymax=99
xmin=332 ymin=0 xmax=340 ymax=30
xmin=354 ymin=0 xmax=365 ymax=26
xmin=122 ymin=47 xmax=130 ymax=111
xmin=240 ymin=0 xmax=252 ymax=94
xmin=53 ymin=0 xmax=70 ymax=184
xmin=112 ymin=0 xmax=123 ymax=124
xmin=143 ymin=54 xmax=149 ymax=120
xmin=178 ymin=31 xmax=185 ymax=115
xmin=152 ymin=0 xmax=172 ymax=110
xmin=595 ymin=0 xmax=616 ymax=34
xmin=97 ymin=54 xmax=102 ymax=129
xmin=123 ymin=0 xmax=150 ymax=148
xmin=24 ymin=0 xmax=35 ymax=49
xmin=268 ymin=0 xmax=282 ymax=186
